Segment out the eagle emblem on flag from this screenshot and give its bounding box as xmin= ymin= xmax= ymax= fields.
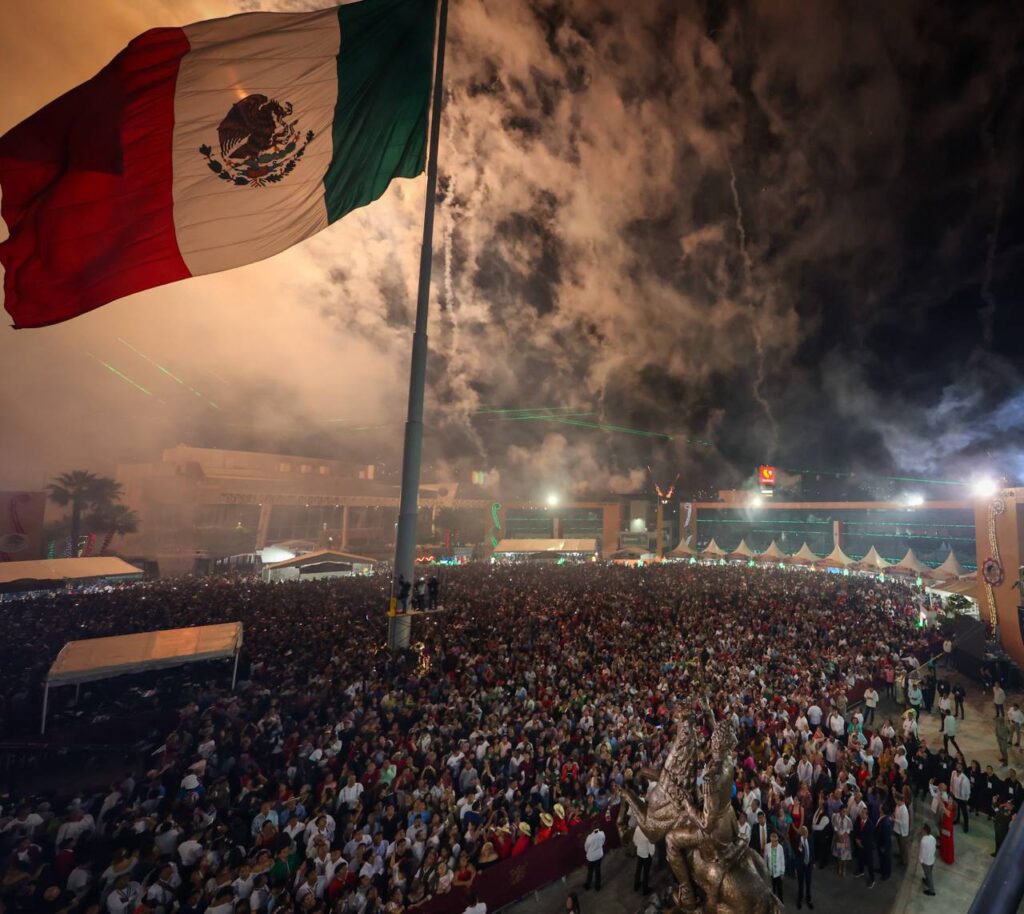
xmin=199 ymin=93 xmax=314 ymax=187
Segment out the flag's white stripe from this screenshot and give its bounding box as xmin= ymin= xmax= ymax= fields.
xmin=171 ymin=9 xmax=340 ymax=277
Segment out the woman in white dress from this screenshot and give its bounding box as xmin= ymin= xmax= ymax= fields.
xmin=831 ymin=809 xmax=853 ymax=878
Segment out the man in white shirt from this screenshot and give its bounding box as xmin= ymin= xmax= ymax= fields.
xmin=633 ymin=825 xmax=655 ymax=895
xmin=106 ymin=874 xmax=142 ymax=914
xmin=893 ymin=797 xmax=910 ymax=866
xmin=950 ymin=762 xmax=971 ymax=833
xmin=994 ymin=683 xmax=1006 ymax=718
xmin=919 ymin=824 xmax=936 ymax=896
xmin=1009 ymin=703 xmax=1024 ymax=746
xmin=863 ymin=687 xmax=879 ymax=725
xmin=764 ymin=832 xmax=786 ymax=902
xmin=177 ymin=834 xmax=204 ymax=867
xmin=339 ymin=775 xmax=364 ymax=812
xmin=807 ymin=704 xmax=822 ymax=728
xmin=583 ymin=826 xmax=606 ymax=891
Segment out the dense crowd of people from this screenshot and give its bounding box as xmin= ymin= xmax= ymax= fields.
xmin=0 ymin=562 xmax=1003 ymax=914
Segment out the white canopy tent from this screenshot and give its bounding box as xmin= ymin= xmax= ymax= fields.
xmin=890 ymin=548 xmax=934 ymax=578
xmin=665 ymin=536 xmax=698 ymax=558
xmin=492 ymin=538 xmax=598 ymax=556
xmin=42 ymin=622 xmax=243 ymax=733
xmin=0 ymin=557 xmax=143 ymax=593
xmin=788 ymin=542 xmax=821 ymax=565
xmin=729 ymin=539 xmax=756 ymax=559
xmin=818 ymin=543 xmax=854 ymax=568
xmin=757 ymin=541 xmax=788 ymax=562
xmin=934 ymin=550 xmax=967 ymax=580
xmin=856 ymin=546 xmax=891 ymax=572
xmin=701 ymin=538 xmax=727 ymax=557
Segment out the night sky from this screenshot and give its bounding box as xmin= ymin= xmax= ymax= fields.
xmin=0 ymin=0 xmax=1022 ymax=499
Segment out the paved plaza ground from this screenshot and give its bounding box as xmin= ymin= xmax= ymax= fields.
xmin=506 ymin=668 xmax=1020 ymax=914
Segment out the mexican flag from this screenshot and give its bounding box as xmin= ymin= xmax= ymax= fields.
xmin=0 ymin=0 xmax=437 ymax=328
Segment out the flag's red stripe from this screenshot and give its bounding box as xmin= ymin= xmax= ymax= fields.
xmin=0 ymin=28 xmax=191 ymax=328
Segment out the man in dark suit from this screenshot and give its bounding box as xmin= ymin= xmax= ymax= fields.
xmin=750 ymin=811 xmax=769 ymax=854
xmin=795 ymin=825 xmax=814 ymax=910
xmin=853 ymin=807 xmax=876 ymax=888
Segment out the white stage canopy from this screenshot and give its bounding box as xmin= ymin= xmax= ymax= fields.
xmin=42 ymin=622 xmax=243 ymax=733
xmin=0 ymin=557 xmax=143 ymax=591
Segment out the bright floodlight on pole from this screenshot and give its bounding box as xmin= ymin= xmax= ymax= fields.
xmin=546 ymin=493 xmax=559 ymax=507
xmin=972 ymin=477 xmax=998 ymax=498
xmin=904 ymin=493 xmax=924 ymax=507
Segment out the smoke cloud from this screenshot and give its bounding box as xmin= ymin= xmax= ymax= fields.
xmin=1 ymin=0 xmax=1022 ymax=497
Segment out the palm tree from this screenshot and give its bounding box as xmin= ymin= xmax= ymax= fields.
xmin=90 ymin=504 xmax=140 ymax=555
xmin=47 ymin=471 xmax=124 ymax=555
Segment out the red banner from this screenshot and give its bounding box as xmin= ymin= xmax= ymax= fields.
xmin=413 ymin=813 xmax=621 ymax=914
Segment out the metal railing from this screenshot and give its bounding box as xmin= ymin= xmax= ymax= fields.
xmin=968 ymin=808 xmax=1024 ymax=914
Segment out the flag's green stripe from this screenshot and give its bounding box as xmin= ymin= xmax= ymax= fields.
xmin=325 ymin=0 xmax=436 ymax=223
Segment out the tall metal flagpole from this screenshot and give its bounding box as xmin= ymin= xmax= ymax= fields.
xmin=388 ymin=0 xmax=449 ymax=650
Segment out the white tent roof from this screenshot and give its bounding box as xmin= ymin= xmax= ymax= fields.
xmin=729 ymin=539 xmax=755 ymax=558
xmin=266 ymin=549 xmax=376 ymax=569
xmin=0 ymin=557 xmax=143 ymax=588
xmin=857 ymin=546 xmax=891 ymax=571
xmin=758 ymin=541 xmax=788 ymax=561
xmin=47 ymin=622 xmax=243 ymax=686
xmin=890 ymin=548 xmax=933 ymax=576
xmin=701 ymin=538 xmax=726 ymax=556
xmin=493 ymin=538 xmax=597 ymax=553
xmin=934 ymin=550 xmax=967 ymax=579
xmin=666 ymin=537 xmax=698 ymax=557
xmin=931 ymin=577 xmax=980 ymax=600
xmin=789 ymin=542 xmax=820 ymax=564
xmin=818 ymin=543 xmax=854 ymax=567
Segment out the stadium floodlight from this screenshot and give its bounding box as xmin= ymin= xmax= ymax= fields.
xmin=971 ymin=477 xmax=998 ymax=498
xmin=546 ymin=493 xmax=559 ymax=507
xmin=904 ymin=493 xmax=924 ymax=507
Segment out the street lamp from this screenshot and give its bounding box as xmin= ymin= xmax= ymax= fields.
xmin=546 ymin=493 xmax=559 ymax=507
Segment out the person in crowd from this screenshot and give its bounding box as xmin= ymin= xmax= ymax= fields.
xmin=950 ymin=761 xmax=971 ymax=833
xmin=632 ymin=823 xmax=655 ymax=895
xmin=941 ymin=711 xmax=962 ymax=757
xmin=919 ymin=824 xmax=936 ymax=896
xmin=994 ymin=682 xmax=1006 ymax=719
xmin=583 ymin=825 xmax=605 ymax=892
xmin=992 ymin=799 xmax=1015 ymax=858
xmin=764 ymin=831 xmax=786 ymax=902
xmin=996 ymin=715 xmax=1011 ymax=766
xmin=893 ymin=794 xmax=910 ymax=866
xmin=794 ymin=825 xmax=814 ymax=911
xmin=953 ymin=683 xmax=966 ymax=720
xmin=852 ymin=806 xmax=876 ymax=888
xmin=1009 ymin=703 xmax=1023 ymax=747
xmin=863 ymin=687 xmax=879 ymax=726
xmin=832 ymin=806 xmax=853 ymax=878
xmin=938 ymin=791 xmax=956 ymax=865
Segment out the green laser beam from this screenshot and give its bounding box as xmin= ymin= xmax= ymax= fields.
xmin=524 ymin=415 xmax=674 ymax=440
xmin=86 ymin=352 xmax=152 ymax=396
xmin=474 ymin=405 xmax=584 ymax=415
xmin=118 ymin=338 xmax=220 ymax=408
xmin=782 ymin=467 xmax=964 ymax=487
xmin=497 ymin=412 xmax=598 ymax=422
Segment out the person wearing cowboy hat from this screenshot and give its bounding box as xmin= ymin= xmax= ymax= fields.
xmin=492 ymin=824 xmax=513 ymax=859
xmin=536 ymin=812 xmax=554 ymax=843
xmin=552 ymin=803 xmax=569 ymax=835
xmin=511 ymin=822 xmax=532 ymax=856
